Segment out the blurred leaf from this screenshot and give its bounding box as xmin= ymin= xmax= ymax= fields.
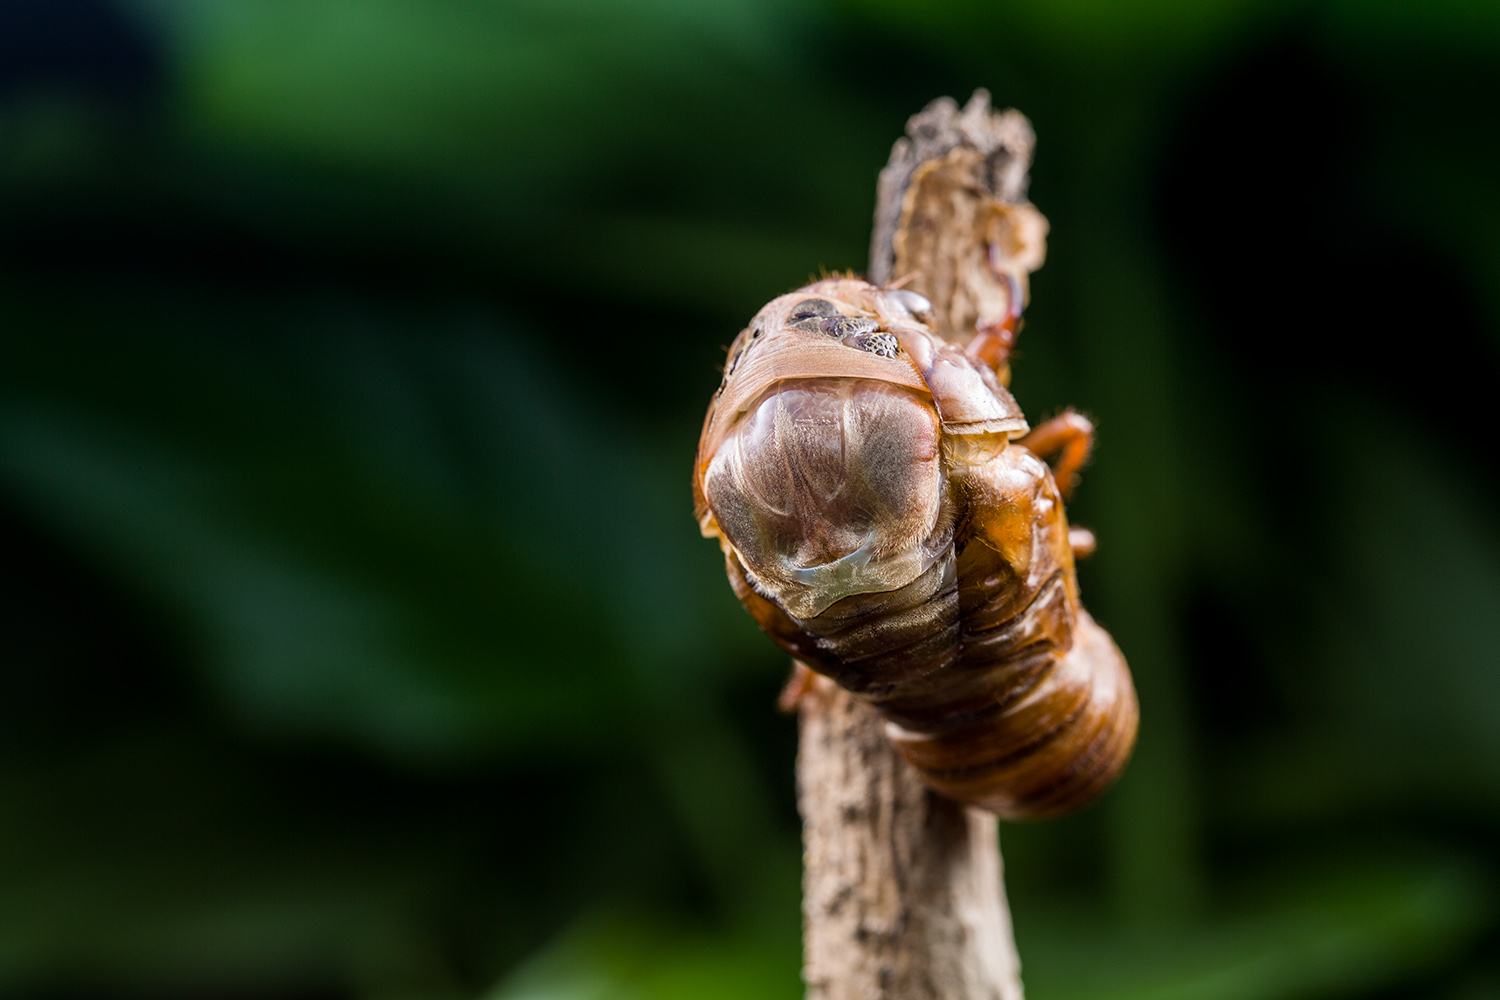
xmin=487 ymin=909 xmax=798 ymax=1000
xmin=0 ymin=291 xmax=763 ymax=760
xmin=1022 ymin=848 xmax=1493 ymax=1000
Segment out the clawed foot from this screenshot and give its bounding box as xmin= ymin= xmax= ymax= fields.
xmin=1017 ymin=409 xmax=1094 ymax=501
xmin=778 ymin=661 xmax=833 ymax=713
xmin=1069 ymin=526 xmax=1097 ymax=559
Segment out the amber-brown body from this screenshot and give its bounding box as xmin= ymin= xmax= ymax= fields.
xmin=694 ymin=278 xmax=1137 ymax=819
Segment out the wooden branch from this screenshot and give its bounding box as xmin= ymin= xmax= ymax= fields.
xmin=870 ymin=90 xmax=1035 ymax=289
xmin=799 ymin=685 xmax=1022 ymax=1000
xmin=795 ymin=90 xmax=1034 ymax=1000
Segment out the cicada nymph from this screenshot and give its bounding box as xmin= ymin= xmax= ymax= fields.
xmin=693 ymin=276 xmax=1138 ymax=819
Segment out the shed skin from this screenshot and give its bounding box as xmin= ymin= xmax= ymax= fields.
xmin=696 ymin=278 xmax=1137 ymax=818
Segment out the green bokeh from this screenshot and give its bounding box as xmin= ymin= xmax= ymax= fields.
xmin=2 ymin=1 xmax=1497 ymax=997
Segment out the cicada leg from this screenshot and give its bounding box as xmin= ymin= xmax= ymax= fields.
xmin=1019 ymin=410 xmax=1096 ymax=558
xmin=966 ymin=267 xmax=1023 ymax=383
xmin=1068 ymin=526 xmax=1097 ymax=560
xmin=1017 ymin=410 xmax=1094 ymax=502
xmin=778 ymin=661 xmax=832 ymax=714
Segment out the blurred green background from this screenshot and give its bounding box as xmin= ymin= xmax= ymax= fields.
xmin=3 ymin=2 xmax=1499 ymax=998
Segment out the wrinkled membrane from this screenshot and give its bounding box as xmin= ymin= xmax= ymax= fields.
xmin=704 ymin=379 xmax=948 ymax=618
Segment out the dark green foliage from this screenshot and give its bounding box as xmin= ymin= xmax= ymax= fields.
xmin=2 ymin=1 xmax=1498 ymax=997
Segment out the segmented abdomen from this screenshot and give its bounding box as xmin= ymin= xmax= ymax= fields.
xmin=729 ymin=445 xmax=1137 ymax=819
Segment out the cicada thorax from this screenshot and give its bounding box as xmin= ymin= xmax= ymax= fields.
xmin=696 ymin=277 xmax=1137 ymax=820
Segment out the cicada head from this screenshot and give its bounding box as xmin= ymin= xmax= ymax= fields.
xmin=693 ymin=278 xmax=1025 ymax=619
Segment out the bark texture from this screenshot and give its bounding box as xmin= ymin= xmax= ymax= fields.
xmin=796 ymin=89 xmax=1033 ymax=1000
xmin=799 ymin=683 xmax=1022 ymax=1000
xmin=869 ymin=91 xmax=1036 ymax=288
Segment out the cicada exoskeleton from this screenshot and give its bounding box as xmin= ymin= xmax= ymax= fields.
xmin=693 ymin=275 xmax=1137 ymax=819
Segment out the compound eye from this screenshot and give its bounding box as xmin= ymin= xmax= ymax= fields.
xmin=860 ymin=332 xmax=900 ymax=357
xmin=787 ymin=298 xmax=840 ymax=323
xmin=803 ymin=315 xmax=879 ymax=338
xmin=786 ymin=296 xmax=885 ymax=340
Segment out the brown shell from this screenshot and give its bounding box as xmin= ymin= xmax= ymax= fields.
xmin=694 ymin=278 xmax=1137 ymax=819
